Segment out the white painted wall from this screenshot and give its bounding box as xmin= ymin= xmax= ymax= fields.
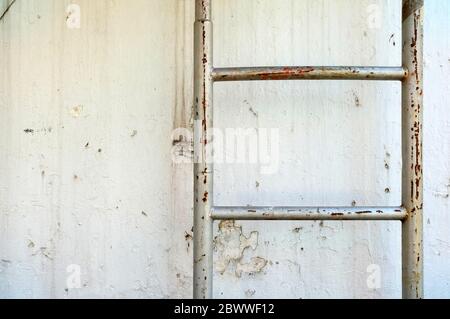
xmin=0 ymin=0 xmax=448 ymax=299
xmin=423 ymin=0 xmax=450 ymax=299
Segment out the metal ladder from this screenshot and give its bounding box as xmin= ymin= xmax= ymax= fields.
xmin=193 ymin=0 xmax=424 ymax=299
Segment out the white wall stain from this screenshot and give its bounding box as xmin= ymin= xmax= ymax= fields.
xmin=423 ymin=0 xmax=450 ymax=299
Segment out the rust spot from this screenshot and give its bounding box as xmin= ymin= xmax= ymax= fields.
xmin=201 ymin=168 xmax=208 ymax=184
xmin=331 ymin=213 xmax=344 ymax=216
xmin=257 ymin=67 xmax=314 ymax=80
xmin=201 ymin=24 xmax=208 ymax=147
xmin=202 ymin=191 xmax=208 ymax=202
xmin=415 ymin=178 xmax=421 ymax=200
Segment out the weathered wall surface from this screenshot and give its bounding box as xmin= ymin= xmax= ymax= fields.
xmin=0 ymin=0 xmax=448 ymax=298
xmin=423 ymin=0 xmax=450 ymax=299
xmin=0 ymin=0 xmax=191 ymax=298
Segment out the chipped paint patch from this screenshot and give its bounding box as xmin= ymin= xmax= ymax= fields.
xmin=214 ymin=221 xmax=267 ymax=277
xmin=70 ymin=105 xmax=84 ymax=118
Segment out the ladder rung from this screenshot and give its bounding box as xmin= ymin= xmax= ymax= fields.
xmin=210 ymin=206 xmax=407 ymax=221
xmin=212 ymin=66 xmax=408 ymax=82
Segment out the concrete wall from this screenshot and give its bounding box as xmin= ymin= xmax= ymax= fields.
xmin=0 ymin=0 xmax=448 ymax=298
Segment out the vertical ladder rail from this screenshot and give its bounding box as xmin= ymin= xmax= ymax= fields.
xmin=193 ymin=0 xmax=213 ymax=299
xmin=402 ymin=0 xmax=424 ymax=299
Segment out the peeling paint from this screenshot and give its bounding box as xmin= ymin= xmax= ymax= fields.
xmin=214 ymin=221 xmax=267 ymax=277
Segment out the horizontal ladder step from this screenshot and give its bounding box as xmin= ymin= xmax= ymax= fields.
xmin=210 ymin=206 xmax=407 ymax=221
xmin=212 ymin=66 xmax=407 ymax=82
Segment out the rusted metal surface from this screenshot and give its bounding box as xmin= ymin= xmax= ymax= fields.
xmin=195 ymin=0 xmax=211 ymax=21
xmin=211 ymin=207 xmax=407 ymax=221
xmin=402 ymin=0 xmax=424 ymax=21
xmin=193 ymin=0 xmax=213 ymax=300
xmin=212 ymin=66 xmax=407 ymax=82
xmin=401 ymin=0 xmax=424 ymax=299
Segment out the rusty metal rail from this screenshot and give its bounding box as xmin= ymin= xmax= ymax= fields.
xmin=210 ymin=206 xmax=407 ymax=221
xmin=212 ymin=66 xmax=408 ymax=82
xmin=193 ymin=0 xmax=424 ymax=299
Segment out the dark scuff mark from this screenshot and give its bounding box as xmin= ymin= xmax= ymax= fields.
xmin=353 ymin=92 xmax=361 ymax=107
xmin=185 ymin=231 xmax=193 ymax=250
xmin=356 ymin=211 xmax=372 ymax=215
xmin=249 ymin=107 xmax=258 ymax=118
xmin=0 ymin=0 xmax=17 ymax=22
xmin=185 ymin=231 xmax=193 ymax=241
xmin=389 ymin=33 xmax=396 ymax=46
xmin=24 ymin=127 xmax=52 ymax=134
